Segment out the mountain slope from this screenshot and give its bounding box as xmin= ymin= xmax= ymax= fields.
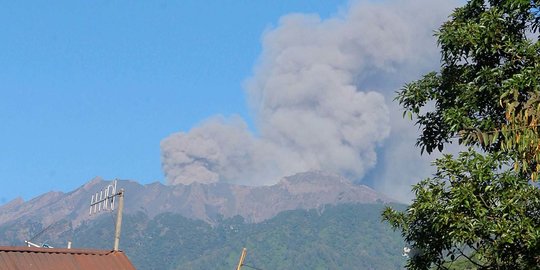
xmin=72 ymin=203 xmax=406 ymax=270
xmin=0 ymin=171 xmax=403 ymax=269
xmin=0 ymin=171 xmax=391 ymax=243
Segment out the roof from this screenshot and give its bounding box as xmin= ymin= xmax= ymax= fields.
xmin=0 ymin=246 xmax=136 ymax=270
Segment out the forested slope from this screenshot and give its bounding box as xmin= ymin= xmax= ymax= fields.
xmin=72 ymin=203 xmax=405 ymax=270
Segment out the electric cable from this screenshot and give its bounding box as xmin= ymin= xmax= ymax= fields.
xmin=242 ymin=264 xmax=264 ymax=270
xmin=28 ymin=223 xmax=56 ymax=242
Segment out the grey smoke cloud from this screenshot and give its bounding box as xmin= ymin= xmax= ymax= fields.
xmin=161 ymin=0 xmax=459 ymax=201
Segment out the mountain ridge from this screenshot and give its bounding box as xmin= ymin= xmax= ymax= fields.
xmin=0 ymin=171 xmax=393 ymax=246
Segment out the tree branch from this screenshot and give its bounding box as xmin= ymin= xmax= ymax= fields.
xmin=457 ymin=247 xmax=486 ymax=269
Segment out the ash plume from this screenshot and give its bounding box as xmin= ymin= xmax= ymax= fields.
xmin=161 ymin=0 xmax=458 ymax=200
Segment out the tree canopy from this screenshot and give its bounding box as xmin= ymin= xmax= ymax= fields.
xmin=396 ymin=0 xmax=540 ymax=177
xmin=383 ymin=0 xmax=540 ymax=269
xmin=384 ymin=151 xmax=540 ymax=269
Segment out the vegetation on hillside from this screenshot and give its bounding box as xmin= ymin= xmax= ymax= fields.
xmin=71 ymin=203 xmax=405 ymax=270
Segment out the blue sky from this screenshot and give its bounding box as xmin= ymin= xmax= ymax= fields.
xmin=1 ymin=0 xmax=464 ymax=204
xmin=0 ymin=1 xmax=352 ymax=203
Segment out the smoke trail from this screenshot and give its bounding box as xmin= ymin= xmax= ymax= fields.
xmin=161 ymin=0 xmax=458 ymax=199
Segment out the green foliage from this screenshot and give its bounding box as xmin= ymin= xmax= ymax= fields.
xmin=383 ymin=150 xmax=540 ymax=269
xmin=187 ymin=204 xmax=406 ymax=270
xmin=73 ymin=203 xmax=406 ymax=270
xmin=386 ymin=0 xmax=540 ymax=269
xmin=396 ymin=0 xmax=540 ymax=157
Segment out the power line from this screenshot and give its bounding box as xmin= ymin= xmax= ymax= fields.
xmin=242 ymin=264 xmax=264 ymax=270
xmin=28 ymin=223 xmax=56 ymax=242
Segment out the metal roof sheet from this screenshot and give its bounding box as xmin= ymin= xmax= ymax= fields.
xmin=0 ymin=246 xmax=136 ymax=270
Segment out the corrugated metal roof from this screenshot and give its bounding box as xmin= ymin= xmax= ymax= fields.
xmin=0 ymin=246 xmax=136 ymax=270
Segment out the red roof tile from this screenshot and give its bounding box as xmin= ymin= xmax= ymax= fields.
xmin=0 ymin=246 xmax=136 ymax=270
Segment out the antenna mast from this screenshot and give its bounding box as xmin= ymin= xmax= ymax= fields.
xmin=89 ymin=179 xmax=125 ymax=251
xmin=113 ymin=189 xmax=124 ymax=251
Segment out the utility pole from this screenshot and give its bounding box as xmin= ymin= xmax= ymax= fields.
xmin=236 ymin=248 xmax=247 ymax=270
xmin=113 ymin=189 xmax=124 ymax=251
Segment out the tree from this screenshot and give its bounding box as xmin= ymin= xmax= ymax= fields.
xmin=384 ymin=150 xmax=540 ymax=269
xmin=383 ymin=0 xmax=540 ymax=269
xmin=396 ymin=0 xmax=540 ymax=177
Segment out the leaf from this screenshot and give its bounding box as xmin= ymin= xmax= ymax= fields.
xmin=492 ymin=131 xmax=499 ymax=144
xmin=482 ymin=132 xmax=490 ymax=146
